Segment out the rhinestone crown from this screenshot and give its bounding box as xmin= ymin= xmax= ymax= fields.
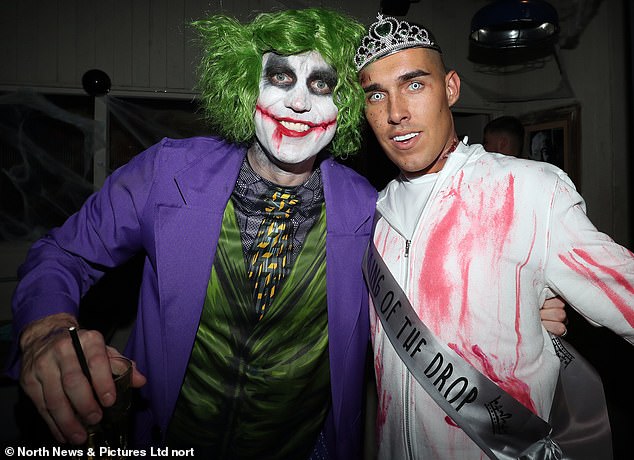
xmin=355 ymin=14 xmax=441 ymax=71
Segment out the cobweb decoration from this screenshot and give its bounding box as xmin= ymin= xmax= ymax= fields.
xmin=0 ymin=90 xmax=210 ymax=242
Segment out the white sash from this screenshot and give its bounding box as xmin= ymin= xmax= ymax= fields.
xmin=363 ymin=242 xmax=613 ymax=459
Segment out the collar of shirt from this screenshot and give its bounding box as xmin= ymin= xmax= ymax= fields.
xmin=232 ymin=157 xmax=325 ymax=259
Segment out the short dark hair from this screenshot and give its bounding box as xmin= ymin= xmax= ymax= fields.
xmin=484 ymin=116 xmax=525 ymax=155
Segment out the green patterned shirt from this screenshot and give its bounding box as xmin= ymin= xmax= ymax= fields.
xmin=167 ymin=200 xmax=330 ymax=459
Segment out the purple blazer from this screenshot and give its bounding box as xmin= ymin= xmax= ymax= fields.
xmin=9 ymin=137 xmax=377 ymax=460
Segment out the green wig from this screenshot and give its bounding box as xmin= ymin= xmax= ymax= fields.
xmin=192 ymin=8 xmax=366 ymax=158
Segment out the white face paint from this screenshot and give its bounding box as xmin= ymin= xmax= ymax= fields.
xmin=254 ymin=51 xmax=338 ymax=165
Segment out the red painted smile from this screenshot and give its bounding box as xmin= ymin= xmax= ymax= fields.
xmin=256 ymin=105 xmax=336 ymax=138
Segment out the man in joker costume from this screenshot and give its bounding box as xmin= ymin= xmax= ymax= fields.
xmin=8 ymin=9 xmax=376 ymax=459
xmin=356 ymin=14 xmax=634 ymax=459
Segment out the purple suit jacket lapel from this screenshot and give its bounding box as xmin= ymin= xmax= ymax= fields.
xmin=322 ymin=157 xmax=374 ymax=446
xmin=155 ymin=142 xmax=245 ymax=426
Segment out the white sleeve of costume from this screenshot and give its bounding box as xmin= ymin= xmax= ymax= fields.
xmin=544 ymin=174 xmax=634 ymax=345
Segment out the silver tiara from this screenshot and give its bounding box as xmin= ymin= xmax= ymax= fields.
xmin=355 ymin=14 xmax=441 ymax=71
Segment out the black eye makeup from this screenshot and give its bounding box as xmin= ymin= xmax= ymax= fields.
xmin=264 ymin=69 xmax=296 ymax=88
xmin=263 ymin=55 xmax=297 ymax=88
xmin=308 ymin=70 xmax=337 ymax=96
xmin=262 ymin=53 xmax=337 ymax=96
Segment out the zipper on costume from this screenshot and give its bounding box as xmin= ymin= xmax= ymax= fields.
xmin=404 ymin=376 xmax=415 ymax=459
xmin=400 ymin=150 xmax=454 ymax=459
xmin=402 ymin=236 xmax=414 ymax=459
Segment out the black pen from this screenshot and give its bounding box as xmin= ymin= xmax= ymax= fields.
xmin=68 ymin=326 xmax=93 ymax=385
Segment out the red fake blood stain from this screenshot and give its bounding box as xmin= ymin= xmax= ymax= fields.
xmin=415 ymin=172 xmax=539 ymax=424
xmin=418 ymin=173 xmax=516 ymax=325
xmin=560 ymin=248 xmax=634 ymax=326
xmin=374 ymin=342 xmax=391 ymax=441
xmin=443 ymin=343 xmax=537 ymax=427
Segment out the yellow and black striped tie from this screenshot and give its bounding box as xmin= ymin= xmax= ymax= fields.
xmin=248 ymin=188 xmax=300 ymax=320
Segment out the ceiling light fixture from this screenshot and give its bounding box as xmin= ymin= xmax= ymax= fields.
xmin=469 ymin=0 xmax=560 ymax=63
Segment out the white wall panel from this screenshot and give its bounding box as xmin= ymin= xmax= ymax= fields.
xmin=1 ymin=0 xmax=230 ymax=93
xmin=166 ymin=0 xmax=186 ymax=90
xmin=184 ymin=0 xmax=211 ymax=92
xmin=0 ymin=1 xmax=18 ymax=82
xmin=149 ymin=0 xmax=168 ymax=90
xmin=58 ymin=0 xmax=78 ymax=85
xmin=76 ymin=0 xmax=97 ymax=83
xmin=131 ymin=0 xmax=151 ymax=88
xmin=37 ymin=1 xmax=58 ymax=82
xmin=95 ymin=1 xmax=115 ymax=85
xmin=16 ymin=0 xmax=38 ymax=85
xmin=113 ymin=0 xmax=134 ymax=88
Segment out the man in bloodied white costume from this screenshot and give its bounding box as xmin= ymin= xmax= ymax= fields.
xmin=355 ymin=13 xmax=634 ymax=460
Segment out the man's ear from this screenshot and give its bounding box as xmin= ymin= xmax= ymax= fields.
xmin=446 ymin=70 xmax=460 ymax=107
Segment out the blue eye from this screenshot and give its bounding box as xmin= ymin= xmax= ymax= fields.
xmin=311 ymin=79 xmax=332 ymax=95
xmin=409 ymin=81 xmax=423 ymax=90
xmin=270 ymin=73 xmax=293 ymax=86
xmin=368 ymin=93 xmax=384 ymax=102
